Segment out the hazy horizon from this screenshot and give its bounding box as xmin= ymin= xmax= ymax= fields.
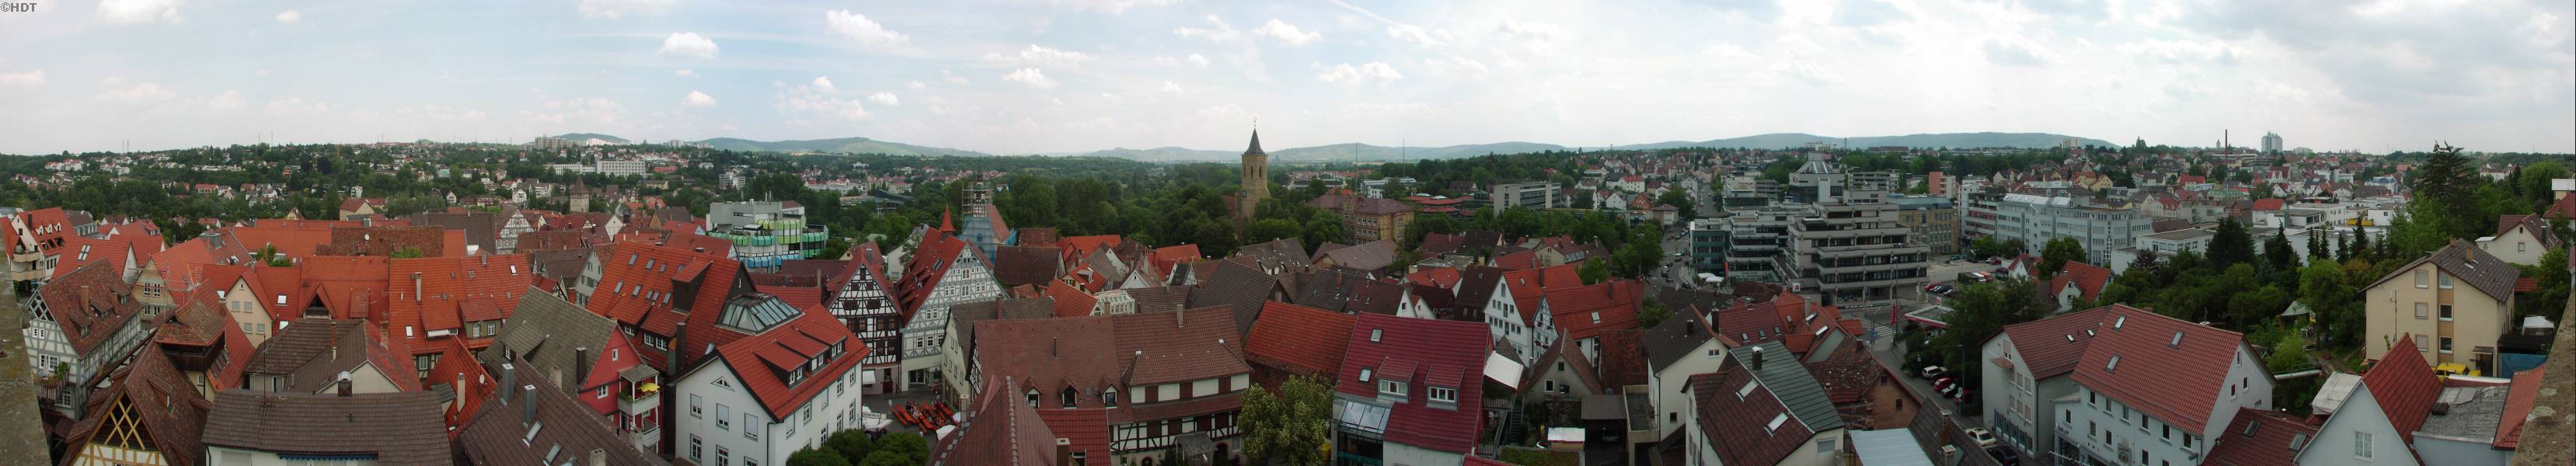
xmin=2 ymin=0 xmax=2569 ymax=155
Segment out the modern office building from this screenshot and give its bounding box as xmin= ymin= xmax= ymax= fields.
xmin=1688 ymin=218 xmax=1728 ymax=274
xmin=1783 ymin=187 xmax=1929 ymax=307
xmin=2261 ymin=131 xmax=2283 ymax=153
xmin=1962 ymin=193 xmax=2154 ymax=266
xmin=1490 ymin=182 xmax=1562 ymax=210
xmin=1717 ymin=208 xmax=1797 ymax=282
xmin=1888 ymin=195 xmax=1958 ymax=256
xmin=706 ymin=200 xmax=831 ymax=270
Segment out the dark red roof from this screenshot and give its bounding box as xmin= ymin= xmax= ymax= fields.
xmin=1246 ymin=301 xmax=1358 ymax=378
xmin=706 ymin=310 xmax=865 ymax=419
xmin=2250 ymin=198 xmax=2285 ymax=210
xmin=1690 ymin=369 xmax=1815 ymax=466
xmin=587 ymin=241 xmax=748 ymax=368
xmin=1547 ymin=279 xmax=1642 ymax=343
xmin=897 ymin=231 xmax=974 ymax=316
xmin=1043 ymin=280 xmax=1098 ymax=318
xmin=2361 ymin=335 xmax=2443 ymax=435
xmin=1334 ymin=314 xmax=1488 ymax=453
xmin=2204 ymin=408 xmax=2315 ymax=466
xmin=2055 ymin=261 xmax=2113 ymax=300
xmin=1403 ymin=266 xmax=1462 ymax=289
xmin=2496 ymin=367 xmax=2546 ymax=449
xmin=1993 ymin=306 xmax=2114 ymax=378
xmin=2069 ymin=304 xmax=2247 ymax=433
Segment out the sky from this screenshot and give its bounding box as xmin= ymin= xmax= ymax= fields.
xmin=1 ymin=0 xmax=2569 ymax=155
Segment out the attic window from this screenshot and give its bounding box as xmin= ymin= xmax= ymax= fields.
xmin=1358 ymin=368 xmax=1373 ymax=382
xmin=2288 ymin=433 xmax=2309 ymax=451
xmin=1369 ymin=329 xmax=1382 ymax=343
xmin=2113 ymin=316 xmax=2126 ymax=329
xmin=2170 ymin=331 xmax=2184 ymax=348
xmin=1765 ymin=413 xmax=1788 ymax=433
xmin=1737 ymin=381 xmax=1757 ymax=399
xmin=2107 ymin=355 xmax=2121 ymax=372
xmin=2242 ymin=420 xmax=2261 ymax=437
xmin=1590 ymin=312 xmax=1602 ymax=324
xmin=522 ymin=422 xmax=545 ymax=444
xmin=275 ymin=294 xmax=285 ymax=305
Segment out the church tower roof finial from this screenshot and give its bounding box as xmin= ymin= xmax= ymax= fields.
xmin=1244 ymin=127 xmax=1265 ymax=155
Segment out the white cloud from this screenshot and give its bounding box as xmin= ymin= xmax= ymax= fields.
xmin=674 ymin=69 xmax=698 ymax=78
xmin=1003 ymin=68 xmax=1058 ymax=89
xmin=579 ymin=0 xmax=675 ymax=19
xmin=907 ymin=81 xmax=927 ymax=90
xmin=1050 ymin=0 xmax=1182 ymax=15
xmin=255 ymin=69 xmax=272 ymax=77
xmin=868 ymin=92 xmax=901 ymax=106
xmin=1159 ymin=81 xmax=1186 ymax=93
xmin=0 ymin=70 xmax=43 ymax=86
xmin=657 ymin=33 xmax=720 ymax=58
xmin=2118 ymin=39 xmax=2243 ymax=65
xmin=984 ymin=44 xmax=1093 ymax=68
xmin=1100 ymin=92 xmax=1125 ymax=104
xmin=1316 ymin=61 xmax=1403 ymax=85
xmin=263 ymin=97 xmax=332 ymax=113
xmin=1173 ymin=16 xmax=1239 ymax=41
xmin=96 ymin=82 xmax=176 ymax=103
xmin=98 ymin=0 xmax=184 ymax=24
xmin=1253 ymin=19 xmax=1322 ymax=45
xmin=1495 ymin=19 xmax=1565 ymax=54
xmin=207 ymin=89 xmax=245 ymax=110
xmin=827 ymin=10 xmax=910 ymax=47
xmin=1982 ymin=37 xmax=2055 ymax=66
xmin=681 ymin=91 xmax=716 ymax=107
xmin=274 ymin=10 xmax=301 ymax=23
xmin=774 ymin=79 xmax=869 ymax=120
xmin=527 ymin=96 xmax=623 ymax=125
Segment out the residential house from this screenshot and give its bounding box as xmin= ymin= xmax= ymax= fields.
xmin=239 ymin=318 xmax=420 ymax=395
xmin=485 ymin=289 xmax=662 ymax=453
xmin=1331 ymin=314 xmax=1489 ymax=465
xmin=202 ymin=389 xmax=453 ymax=466
xmin=337 ymin=198 xmax=388 ymax=221
xmin=2047 ymin=261 xmax=2114 ymax=312
xmin=1641 ymin=304 xmax=1730 ymax=443
xmin=572 ymin=241 xmax=751 ymax=374
xmin=1681 ymin=342 xmax=1849 ymax=466
xmin=54 ymin=347 xmax=208 ymax=466
xmin=1977 ymin=306 xmax=2116 ymax=454
xmin=898 ymin=229 xmax=1002 ymax=397
xmin=971 ymin=307 xmax=1252 ymax=464
xmin=2051 ymin=306 xmax=2273 ymax=466
xmin=669 ymin=310 xmax=868 ymax=466
xmin=2477 ymin=214 xmax=2559 ymax=266
xmin=929 ymin=378 xmax=1071 ymax=466
xmin=1245 ymin=301 xmax=1358 ymax=388
xmin=454 ymin=363 xmax=671 ymax=466
xmin=2362 ymin=241 xmax=2521 ymax=374
xmin=24 ymin=260 xmax=153 ymax=415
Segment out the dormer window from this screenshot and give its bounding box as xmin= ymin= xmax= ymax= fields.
xmin=1427 ymin=386 xmax=1456 ymax=403
xmin=1380 ymin=380 xmax=1407 ymax=398
xmin=1103 ymin=389 xmax=1118 ymax=408
xmin=1027 ymin=389 xmax=1039 ymax=408
xmin=1061 ymin=388 xmax=1079 ymax=409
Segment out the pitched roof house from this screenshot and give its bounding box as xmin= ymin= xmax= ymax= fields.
xmin=1682 ymin=341 xmax=1849 ymax=466
xmin=204 ymin=389 xmax=454 ymax=466
xmin=1332 ymin=314 xmax=1490 ymax=463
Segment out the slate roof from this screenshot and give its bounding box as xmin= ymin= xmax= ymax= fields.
xmin=2068 ymin=304 xmax=2247 ymax=433
xmin=1639 ymin=304 xmax=1716 ymax=373
xmin=1119 ymin=285 xmax=1194 ymax=315
xmin=1451 ymin=266 xmax=1511 ymax=312
xmin=2367 ymin=240 xmax=2521 ymax=302
xmin=1334 ymin=314 xmax=1488 ymax=454
xmin=1294 ymin=270 xmax=1403 ymax=315
xmin=482 ymin=289 xmax=619 ymax=395
xmin=242 ymin=318 xmax=422 ymax=393
xmin=2361 ymin=335 xmax=2444 ymax=435
xmin=1187 ymin=260 xmax=1282 ymax=334
xmin=1690 ymin=363 xmax=1818 ymax=466
xmin=1992 ymin=306 xmax=2114 ymax=378
xmin=1734 ymin=340 xmax=1843 ymax=433
xmin=456 ymin=371 xmax=670 ymax=466
xmin=204 ymin=390 xmax=453 ymax=466
xmin=1246 ymin=301 xmax=1358 ymax=379
xmin=408 ymin=211 xmax=500 ymax=253
xmin=2496 ymin=214 xmax=2561 ymax=249
xmin=2205 ymin=408 xmax=2315 ymax=466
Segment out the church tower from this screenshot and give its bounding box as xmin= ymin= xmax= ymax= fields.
xmin=1237 ymin=130 xmax=1269 ymax=221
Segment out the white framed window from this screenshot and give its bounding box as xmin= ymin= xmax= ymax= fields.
xmin=1379 ymin=380 xmax=1407 ymax=397
xmin=2439 ymin=274 xmax=2453 ymax=289
xmin=2355 ymin=431 xmax=2372 ymax=459
xmin=1427 ymin=386 xmax=1456 ymax=403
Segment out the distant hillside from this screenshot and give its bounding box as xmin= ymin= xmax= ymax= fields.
xmin=1076 ymin=147 xmax=1236 ymax=162
xmin=1619 ymin=132 xmax=2115 ymax=150
xmin=553 ymin=133 xmax=628 ymax=144
xmin=694 ymin=137 xmax=993 ymax=157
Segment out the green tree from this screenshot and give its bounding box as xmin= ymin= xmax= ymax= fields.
xmin=1656 ymin=188 xmax=1697 ymax=221
xmin=2306 ymin=228 xmax=2328 ymax=260
xmin=2205 ymin=217 xmax=2254 ymax=270
xmin=788 ymin=447 xmax=851 ymax=466
xmin=390 ymin=246 xmax=425 ymax=259
xmin=1240 ymin=376 xmax=1333 ymax=465
xmin=825 ymin=429 xmax=877 ymax=463
xmin=1243 ymin=219 xmax=1302 ymax=244
xmin=1637 ymin=300 xmax=1672 ymax=329
xmin=2347 ymin=225 xmax=2372 ymax=263
xmin=2515 ymin=248 xmax=2571 ymax=322
xmin=1927 ymin=279 xmax=2051 ymax=394
xmin=1579 ymin=259 xmax=1610 ymax=285
xmin=871 ymin=432 xmax=929 ymax=465
xmin=856 ymin=451 xmax=913 ymax=466
xmin=2264 ymin=229 xmax=2298 ymax=272
xmin=2296 ymin=262 xmax=2364 ymax=350
xmin=2038 ymin=237 xmax=2085 ymax=277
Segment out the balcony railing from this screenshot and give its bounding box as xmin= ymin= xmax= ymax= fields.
xmin=1112 ymin=425 xmax=1240 ymax=452
xmin=622 ymin=391 xmax=660 ymax=415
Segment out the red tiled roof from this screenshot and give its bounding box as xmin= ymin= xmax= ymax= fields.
xmin=1547 ymin=279 xmax=1641 ymax=343
xmin=41 ymin=260 xmax=144 ymax=356
xmin=1499 ymin=263 xmax=1583 ymax=326
xmin=1111 ymin=307 xmax=1250 ymax=386
xmin=1246 ymin=302 xmax=1358 ymax=378
xmin=2496 ymin=367 xmax=2546 ymax=449
xmin=587 ymin=241 xmax=748 ymax=368
xmin=2543 ymin=194 xmax=2576 ymax=221
xmin=2250 ymin=198 xmax=2285 ymax=210
xmin=1043 ymin=280 xmax=1098 ymax=318
xmin=1034 ymin=409 xmax=1110 ymax=461
xmin=1690 ymin=369 xmax=1815 ymax=466
xmin=2069 ymin=304 xmax=2247 ymax=433
xmin=706 ymin=311 xmax=865 ymax=419
xmin=1404 ymin=266 xmax=1462 ymax=289
xmin=2204 ymin=408 xmax=2315 ymax=466
xmin=2057 ymin=261 xmax=2113 ymax=300
xmin=897 ymin=231 xmax=974 ymax=317
xmin=2361 ymin=335 xmax=2443 ymax=435
xmin=1992 ymin=307 xmax=2114 ymax=378
xmin=1334 ymin=314 xmax=1488 ymax=453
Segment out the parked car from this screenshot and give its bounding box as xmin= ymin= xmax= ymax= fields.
xmin=1952 ymin=388 xmax=1974 ymax=404
xmin=1919 ymin=366 xmax=1947 ymax=379
xmin=1989 ymin=446 xmax=2020 ymax=464
xmin=1964 ymin=427 xmax=1999 ymax=449
xmin=1932 ymin=377 xmax=1957 ymax=390
xmin=1939 ymin=384 xmax=1961 ymax=399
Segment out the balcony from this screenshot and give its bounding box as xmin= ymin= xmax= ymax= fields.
xmin=628 ymin=424 xmax=661 ymax=448
xmin=621 ymin=391 xmax=659 ymax=416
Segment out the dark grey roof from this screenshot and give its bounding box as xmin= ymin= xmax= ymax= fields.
xmin=1243 ymin=130 xmax=1265 ymax=155
xmin=1640 ymin=304 xmax=1714 ymax=372
xmin=1234 ymin=237 xmax=1311 ymax=272
xmin=2368 ymin=241 xmax=2522 ymax=302
xmin=1189 ymin=260 xmax=1281 ymax=333
xmin=527 ymin=249 xmax=593 ymax=283
xmin=482 ymin=288 xmax=618 ymax=394
xmin=458 ymin=375 xmax=670 ymax=466
xmin=1733 ymin=341 xmax=1845 ymax=433
xmin=950 ymin=297 xmax=1055 ymax=365
xmin=1122 ymin=285 xmax=1195 ymax=314
xmin=204 ymin=390 xmax=454 ymax=466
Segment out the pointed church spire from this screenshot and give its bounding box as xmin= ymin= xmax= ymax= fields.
xmin=1244 ymin=130 xmax=1265 ymax=155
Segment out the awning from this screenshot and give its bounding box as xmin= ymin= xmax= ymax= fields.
xmin=1850 ymin=429 xmax=1935 ymax=466
xmin=1484 ymin=352 xmax=1526 ymax=390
